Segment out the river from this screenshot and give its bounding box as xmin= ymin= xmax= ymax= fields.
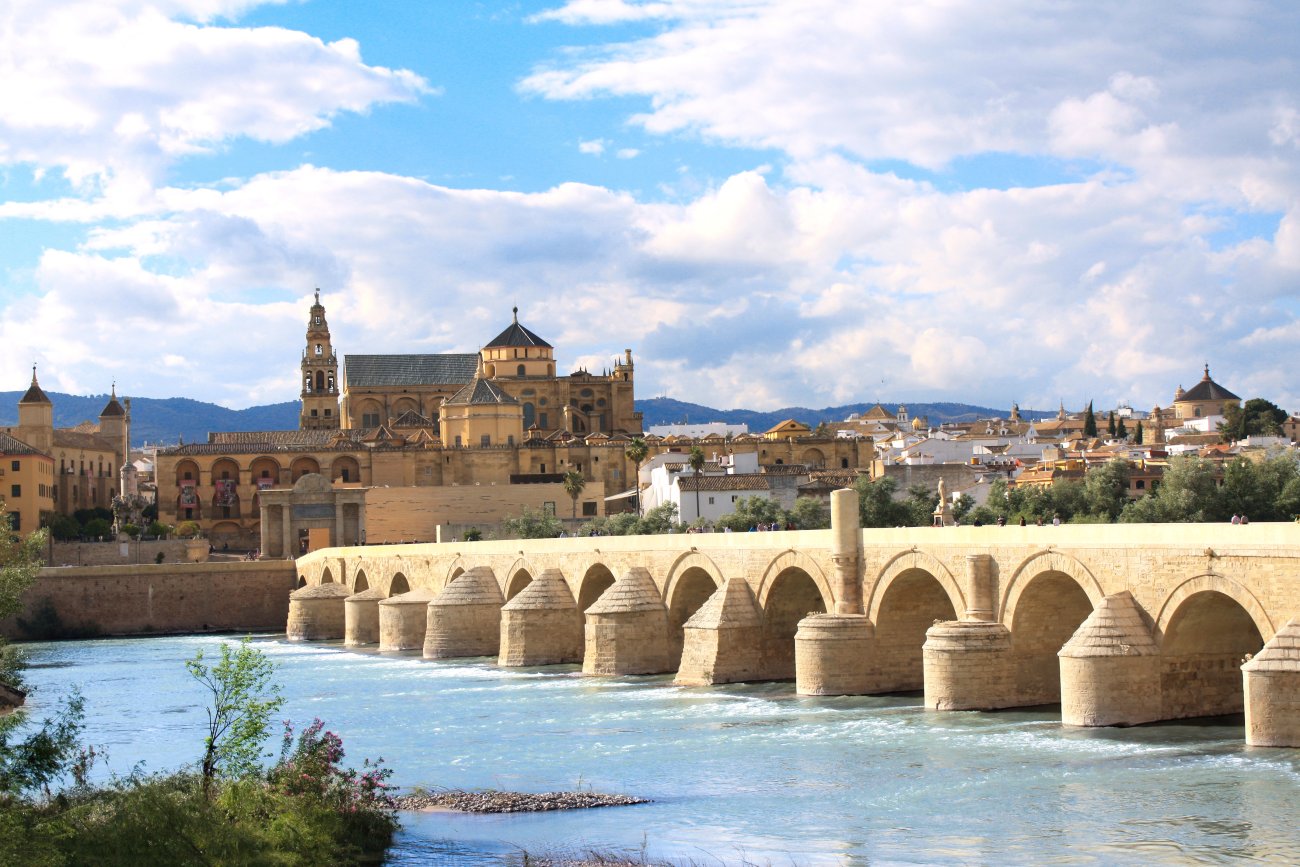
xmin=15 ymin=634 xmax=1300 ymax=865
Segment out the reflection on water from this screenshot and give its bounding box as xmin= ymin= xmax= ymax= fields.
xmin=14 ymin=635 xmax=1300 ymax=865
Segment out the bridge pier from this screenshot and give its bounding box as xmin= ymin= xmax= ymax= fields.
xmin=425 ymin=566 xmax=504 ymax=659
xmin=286 ymin=583 xmax=350 ymax=641
xmin=378 ymin=588 xmax=437 ymax=651
xmin=923 ymin=621 xmax=1016 ymax=710
xmin=499 ymin=569 xmax=582 ymax=666
xmin=795 ymin=614 xmax=876 ymax=695
xmin=676 ymin=577 xmax=765 ymax=685
xmin=1243 ymin=618 xmax=1300 ymax=747
xmin=344 ymin=588 xmax=384 ymax=646
xmin=1059 ymin=591 xmax=1160 ymax=727
xmin=583 ymin=567 xmax=673 ymax=676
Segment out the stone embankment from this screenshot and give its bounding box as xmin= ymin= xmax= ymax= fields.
xmin=396 ymin=789 xmax=649 ymax=813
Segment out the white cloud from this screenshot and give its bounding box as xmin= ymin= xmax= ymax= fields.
xmin=616 ymin=148 xmax=640 ymax=159
xmin=0 ymin=0 xmax=429 ymax=186
xmin=578 ymin=139 xmax=607 ymax=155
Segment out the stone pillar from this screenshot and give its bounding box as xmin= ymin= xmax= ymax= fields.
xmin=499 ymin=568 xmax=582 ymax=666
xmin=281 ymin=508 xmax=293 ymax=561
xmin=922 ymin=620 xmax=1015 ymax=710
xmin=582 ymin=567 xmax=673 ymax=676
xmin=676 ymin=577 xmax=765 ymax=686
xmin=829 ymin=488 xmax=862 ymax=614
xmin=795 ymin=614 xmax=876 ymax=695
xmin=963 ymin=554 xmax=995 ymax=622
xmin=1243 ymin=618 xmax=1300 ymax=747
xmin=286 ymin=583 xmax=350 ymax=641
xmin=1059 ymin=591 xmax=1161 ymax=727
xmin=425 ymin=566 xmax=504 ymax=659
xmin=378 ymin=588 xmax=438 ymax=651
xmin=344 ymin=588 xmax=385 ymax=646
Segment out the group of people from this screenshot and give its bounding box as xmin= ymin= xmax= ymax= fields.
xmin=971 ymin=515 xmax=1062 ymax=527
xmin=1230 ymin=514 xmax=1251 ymax=525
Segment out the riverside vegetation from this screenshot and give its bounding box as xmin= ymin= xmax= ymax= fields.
xmin=0 ymin=497 xmax=399 ymax=865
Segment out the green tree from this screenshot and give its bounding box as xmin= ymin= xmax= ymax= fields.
xmin=952 ymin=493 xmax=975 ymax=523
xmin=853 ymin=476 xmax=909 ymax=528
xmin=715 ymin=495 xmax=786 ymax=532
xmin=186 ymin=638 xmax=285 ymax=796
xmin=1116 ymin=416 xmax=1128 ymax=440
xmin=502 ymin=506 xmax=563 ymax=539
xmin=903 ymin=483 xmax=939 ymax=527
xmin=562 ymin=470 xmax=586 ymax=520
xmin=1135 ymin=420 xmax=1144 ymax=444
xmin=1107 ymin=411 xmax=1116 ymax=437
xmin=687 ymin=446 xmax=706 ymax=522
xmin=637 ymin=502 xmax=681 ymax=534
xmin=1083 ymin=458 xmax=1131 ymax=521
xmin=1220 ymin=397 xmax=1287 ymax=442
xmin=787 ymin=496 xmax=829 ymax=530
xmin=623 ymin=436 xmax=649 ymax=516
xmin=1082 ymin=401 xmax=1098 ymax=438
xmin=1120 ymin=455 xmax=1222 ymax=523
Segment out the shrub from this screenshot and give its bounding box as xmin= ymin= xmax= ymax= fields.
xmin=82 ymin=518 xmax=112 ymax=540
xmin=121 ymin=523 xmax=141 ymax=540
xmin=147 ymin=521 xmax=170 ymax=539
xmin=175 ymin=521 xmax=201 ymax=539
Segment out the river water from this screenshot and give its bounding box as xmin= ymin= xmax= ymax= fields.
xmin=15 ymin=633 xmax=1300 ymax=865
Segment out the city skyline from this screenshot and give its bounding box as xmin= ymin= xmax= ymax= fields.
xmin=2 ymin=1 xmax=1298 ymax=414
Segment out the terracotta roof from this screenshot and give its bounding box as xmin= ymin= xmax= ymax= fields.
xmin=209 ymin=430 xmax=359 ymax=446
xmin=485 ymin=309 xmax=552 ymax=349
xmin=761 ymin=463 xmax=808 ymax=475
xmin=0 ymin=431 xmax=46 ymax=456
xmin=344 ymin=354 xmax=478 ymax=388
xmin=664 ymin=461 xmax=723 ymax=473
xmin=677 ymin=473 xmax=772 ymax=492
xmin=52 ymin=429 xmax=112 ymax=450
xmin=444 ymin=376 xmax=520 ymax=406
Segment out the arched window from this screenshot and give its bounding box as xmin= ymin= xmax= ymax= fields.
xmin=517 ymin=364 xmax=526 ymax=376
xmin=315 ymin=371 xmax=325 ymax=391
xmin=304 ymin=374 xmax=311 ymax=392
xmin=523 ymin=402 xmax=536 ymax=429
xmin=315 ymin=343 xmax=323 ymax=356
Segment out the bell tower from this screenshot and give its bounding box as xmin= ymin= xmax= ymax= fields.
xmin=300 ymin=289 xmax=340 ymax=430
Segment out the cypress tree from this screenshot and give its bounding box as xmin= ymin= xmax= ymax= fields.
xmin=1116 ymin=416 xmax=1128 ymax=439
xmin=1135 ymin=420 xmax=1144 ymax=444
xmin=1107 ymin=411 xmax=1116 ymax=437
xmin=1083 ymin=401 xmax=1098 ymax=438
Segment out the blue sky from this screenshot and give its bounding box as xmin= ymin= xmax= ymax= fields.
xmin=2 ymin=0 xmax=1299 ymax=416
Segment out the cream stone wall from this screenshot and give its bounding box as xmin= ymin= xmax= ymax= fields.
xmin=364 ymin=482 xmax=605 ymax=542
xmin=293 ymin=521 xmax=1300 ymax=744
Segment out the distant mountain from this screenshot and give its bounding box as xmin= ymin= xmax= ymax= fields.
xmin=637 ymin=397 xmax=1023 ymax=432
xmin=0 ymin=392 xmax=300 ymax=447
xmin=0 ymin=391 xmax=1031 ymax=448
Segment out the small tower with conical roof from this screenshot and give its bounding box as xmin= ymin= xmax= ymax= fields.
xmin=300 ymin=289 xmax=340 ymax=430
xmin=480 ymin=306 xmax=555 ymax=379
xmin=16 ymin=365 xmax=54 ymax=454
xmin=99 ymin=383 xmax=130 ymax=468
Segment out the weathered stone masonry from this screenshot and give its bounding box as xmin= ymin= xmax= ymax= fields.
xmin=288 ymin=497 xmax=1300 ymax=746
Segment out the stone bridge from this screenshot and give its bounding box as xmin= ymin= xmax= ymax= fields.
xmin=288 ymin=492 xmax=1300 ymax=746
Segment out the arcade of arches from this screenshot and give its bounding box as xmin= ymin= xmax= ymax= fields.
xmin=287 ymin=499 xmax=1300 ymax=747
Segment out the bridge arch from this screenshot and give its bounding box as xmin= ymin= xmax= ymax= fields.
xmin=504 ymin=558 xmax=538 ymax=601
xmin=868 ymin=549 xmax=963 ymax=692
xmin=1154 ymin=573 xmax=1274 ymax=644
xmin=757 ymin=549 xmax=833 ymax=613
xmin=758 ymin=550 xmax=833 ymax=681
xmin=1003 ymin=550 xmax=1102 ymax=705
xmin=867 ymin=549 xmax=963 ymax=624
xmin=1001 ymin=550 xmax=1104 ymax=630
xmin=1157 ymin=573 xmax=1270 ymax=719
xmin=664 ymin=552 xmax=724 ymax=663
xmin=352 ymin=569 xmax=369 ymax=593
xmin=387 ymin=571 xmax=410 ymax=597
xmin=576 ymin=562 xmax=618 ymax=613
xmin=320 ymin=566 xmax=335 ymax=584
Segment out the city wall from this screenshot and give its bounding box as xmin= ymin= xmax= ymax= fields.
xmin=1 ymin=561 xmax=297 ymax=640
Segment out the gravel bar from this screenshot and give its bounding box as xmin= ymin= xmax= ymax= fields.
xmin=396 ymin=789 xmax=650 ymax=813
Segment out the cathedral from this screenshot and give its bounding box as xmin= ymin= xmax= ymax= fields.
xmin=154 ymin=294 xmax=648 ymax=548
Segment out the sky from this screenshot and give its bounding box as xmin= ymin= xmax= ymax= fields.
xmin=2 ymin=0 xmax=1299 ymax=416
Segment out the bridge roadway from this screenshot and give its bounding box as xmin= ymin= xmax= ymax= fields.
xmin=288 ymin=491 xmax=1300 ymax=746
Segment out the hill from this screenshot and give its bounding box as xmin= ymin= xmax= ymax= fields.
xmin=0 ymin=392 xmax=1029 ymax=448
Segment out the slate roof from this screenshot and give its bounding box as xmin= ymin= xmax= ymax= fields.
xmin=100 ymin=388 xmax=126 ymax=417
xmin=1180 ymin=367 xmax=1240 ymax=403
xmin=391 ymin=410 xmax=433 ymax=428
xmin=344 ymin=354 xmax=478 ymax=388
xmin=209 ymin=430 xmax=359 ymax=447
xmin=444 ymin=377 xmax=520 ymax=406
xmin=485 ymin=310 xmax=552 ymax=349
xmin=0 ymin=431 xmax=45 ymax=456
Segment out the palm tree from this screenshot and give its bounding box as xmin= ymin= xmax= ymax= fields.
xmin=624 ymin=436 xmax=648 ymax=516
xmin=562 ymin=470 xmax=586 ymax=521
xmin=687 ymin=445 xmax=705 ymax=523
